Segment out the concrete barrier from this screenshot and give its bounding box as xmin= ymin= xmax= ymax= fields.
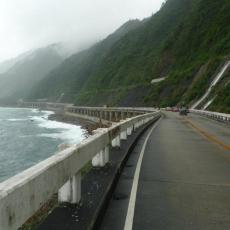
xmin=0 ymin=108 xmax=160 ymax=230
xmin=18 ymin=101 xmax=156 ymax=122
xmin=190 ymin=109 xmax=230 ymax=123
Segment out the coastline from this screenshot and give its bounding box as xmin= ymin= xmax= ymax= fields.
xmin=48 ymin=111 xmax=109 ymax=137
xmin=20 ymin=109 xmax=109 ymax=229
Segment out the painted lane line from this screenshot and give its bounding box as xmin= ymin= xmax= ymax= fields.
xmin=185 ymin=119 xmax=230 ymax=151
xmin=124 ymin=118 xmax=161 ymax=230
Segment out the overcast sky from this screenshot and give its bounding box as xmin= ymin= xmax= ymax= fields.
xmin=0 ymin=0 xmax=164 ymax=62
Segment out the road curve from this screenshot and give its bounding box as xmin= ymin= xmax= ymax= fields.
xmin=100 ymin=111 xmax=230 ymax=230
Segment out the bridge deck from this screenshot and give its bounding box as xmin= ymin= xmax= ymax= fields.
xmin=100 ymin=112 xmax=230 ymax=230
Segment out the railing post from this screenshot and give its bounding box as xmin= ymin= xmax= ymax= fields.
xmin=120 ymin=130 xmax=127 ymax=140
xmin=104 ymin=145 xmax=110 ymax=163
xmin=127 ymin=125 xmax=133 ymax=135
xmin=92 ymin=145 xmax=110 ymax=167
xmin=58 ymin=172 xmax=81 ymax=204
xmin=111 ymin=135 xmax=121 ymax=147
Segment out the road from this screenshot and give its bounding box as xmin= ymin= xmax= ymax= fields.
xmin=99 ymin=111 xmax=230 ymax=230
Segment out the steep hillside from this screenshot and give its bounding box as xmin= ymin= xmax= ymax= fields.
xmin=29 ymin=0 xmax=230 ymax=111
xmin=0 ymin=45 xmax=63 ymax=104
xmin=0 ymin=58 xmax=19 ymax=74
xmin=29 ymin=20 xmax=142 ymax=102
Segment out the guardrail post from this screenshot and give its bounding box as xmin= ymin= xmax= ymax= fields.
xmin=58 ymin=172 xmax=81 ymax=204
xmin=112 ymin=135 xmax=121 ymax=147
xmin=127 ymin=125 xmax=133 ymax=135
xmin=120 ymin=130 xmax=127 ymax=140
xmin=134 ymin=121 xmax=140 ymax=130
xmin=92 ymin=145 xmax=109 ymax=167
xmin=71 ymin=172 xmax=81 ymax=203
xmin=104 ymin=145 xmax=110 ymax=163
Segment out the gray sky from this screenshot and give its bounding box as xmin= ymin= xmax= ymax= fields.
xmin=0 ymin=0 xmax=164 ymax=62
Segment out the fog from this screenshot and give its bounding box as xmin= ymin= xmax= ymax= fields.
xmin=0 ymin=0 xmax=164 ymax=62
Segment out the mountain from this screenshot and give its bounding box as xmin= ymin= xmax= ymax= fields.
xmin=0 ymin=59 xmax=18 ymax=74
xmin=0 ymin=45 xmax=64 ymax=104
xmin=28 ymin=19 xmax=143 ymax=102
xmin=29 ymin=0 xmax=230 ymax=112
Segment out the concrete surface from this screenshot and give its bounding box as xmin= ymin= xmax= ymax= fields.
xmin=99 ymin=111 xmax=230 ymax=230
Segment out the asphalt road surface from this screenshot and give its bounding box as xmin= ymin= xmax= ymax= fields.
xmin=100 ymin=111 xmax=230 ymax=230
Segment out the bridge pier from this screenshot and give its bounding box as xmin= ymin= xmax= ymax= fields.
xmin=109 ymin=112 xmax=112 ymax=121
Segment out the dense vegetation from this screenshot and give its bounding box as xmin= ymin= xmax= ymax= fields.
xmin=27 ymin=0 xmax=230 ymax=112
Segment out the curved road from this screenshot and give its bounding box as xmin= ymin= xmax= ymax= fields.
xmin=100 ymin=111 xmax=230 ymax=230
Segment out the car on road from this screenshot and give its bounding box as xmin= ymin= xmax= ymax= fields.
xmin=172 ymin=107 xmax=179 ymax=112
xmin=179 ymin=107 xmax=188 ymax=115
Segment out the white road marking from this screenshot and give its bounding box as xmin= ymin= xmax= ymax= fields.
xmin=124 ymin=118 xmax=161 ymax=230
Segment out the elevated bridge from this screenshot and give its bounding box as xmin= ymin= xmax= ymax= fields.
xmin=0 ymin=103 xmax=229 ymax=230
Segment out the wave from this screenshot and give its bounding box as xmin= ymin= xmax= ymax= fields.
xmin=7 ymin=118 xmax=27 ymax=121
xmin=32 ymin=111 xmax=84 ymax=144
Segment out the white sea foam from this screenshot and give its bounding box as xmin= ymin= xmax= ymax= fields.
xmin=31 ymin=109 xmax=39 ymax=113
xmin=7 ymin=118 xmax=27 ymax=121
xmin=32 ymin=111 xmax=84 ymax=144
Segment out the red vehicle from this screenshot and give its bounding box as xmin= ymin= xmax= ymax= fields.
xmin=172 ymin=107 xmax=179 ymax=112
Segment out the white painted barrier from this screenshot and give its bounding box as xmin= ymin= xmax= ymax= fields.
xmin=0 ymin=109 xmax=160 ymax=230
xmin=190 ymin=109 xmax=230 ymax=123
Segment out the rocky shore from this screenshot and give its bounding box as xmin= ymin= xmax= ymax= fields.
xmin=48 ymin=111 xmax=109 ymax=137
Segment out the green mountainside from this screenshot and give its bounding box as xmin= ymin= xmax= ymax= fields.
xmin=29 ymin=0 xmax=230 ymax=112
xmin=28 ymin=20 xmax=143 ymax=102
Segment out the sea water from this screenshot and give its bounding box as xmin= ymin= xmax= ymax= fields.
xmin=0 ymin=107 xmax=85 ymax=182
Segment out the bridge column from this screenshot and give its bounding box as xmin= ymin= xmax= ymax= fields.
xmin=121 ymin=112 xmax=125 ymax=120
xmin=105 ymin=111 xmax=109 ymax=120
xmin=109 ymin=112 xmax=113 ymax=121
xmin=58 ymin=172 xmax=81 ymax=204
xmin=115 ymin=112 xmax=118 ymax=121
xmin=99 ymin=111 xmax=103 ymax=119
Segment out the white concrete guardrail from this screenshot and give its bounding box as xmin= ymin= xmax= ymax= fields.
xmin=18 ymin=101 xmax=157 ymax=122
xmin=190 ymin=109 xmax=230 ymax=123
xmin=66 ymin=106 xmax=157 ymax=122
xmin=0 ymin=109 xmax=160 ymax=230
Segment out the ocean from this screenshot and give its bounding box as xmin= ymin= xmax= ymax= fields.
xmin=0 ymin=107 xmax=84 ymax=183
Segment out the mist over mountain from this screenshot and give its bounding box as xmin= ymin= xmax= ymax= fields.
xmin=1 ymin=0 xmax=229 ymax=112
xmin=26 ymin=0 xmax=229 ymax=112
xmin=28 ymin=19 xmax=143 ymax=102
xmin=0 ymin=45 xmax=64 ymax=104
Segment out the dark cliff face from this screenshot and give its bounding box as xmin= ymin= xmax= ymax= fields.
xmin=28 ymin=0 xmax=230 ymax=112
